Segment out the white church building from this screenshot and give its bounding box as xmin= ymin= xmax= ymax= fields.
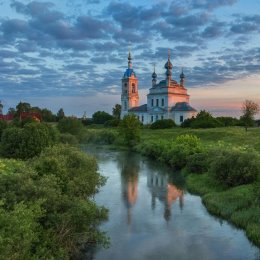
xmin=120 ymin=51 xmax=197 ymax=125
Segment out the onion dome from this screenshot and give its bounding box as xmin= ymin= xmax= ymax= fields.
xmin=164 ymin=59 xmax=173 ymax=70
xmin=152 ymin=65 xmax=157 ymax=79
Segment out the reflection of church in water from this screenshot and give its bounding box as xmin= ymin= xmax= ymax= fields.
xmin=120 ymin=153 xmax=183 ymax=224
xmin=147 ymin=172 xmax=184 ymax=222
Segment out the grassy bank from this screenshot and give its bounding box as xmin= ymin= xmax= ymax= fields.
xmin=79 ymin=126 xmax=260 ymax=247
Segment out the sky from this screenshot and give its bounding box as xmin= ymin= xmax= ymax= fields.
xmin=0 ymin=0 xmax=260 ymax=118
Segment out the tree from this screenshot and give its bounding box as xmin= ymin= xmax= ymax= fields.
xmin=119 ymin=114 xmax=140 ymax=147
xmin=189 ymin=110 xmax=222 ymax=128
xmin=16 ymin=102 xmax=31 ymax=116
xmin=112 ymin=104 xmax=121 ymax=119
xmin=7 ymin=107 xmax=16 ymax=116
xmin=92 ymin=111 xmax=113 ymax=124
xmin=240 ymin=100 xmax=259 ymax=131
xmin=57 ymin=108 xmax=65 ymax=121
xmin=57 ymin=117 xmax=83 ymax=135
xmin=41 ymin=108 xmax=56 ymax=122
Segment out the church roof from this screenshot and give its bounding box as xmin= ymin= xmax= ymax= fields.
xmin=129 ymin=104 xmax=147 ymax=112
xmin=171 ymin=102 xmax=196 ymax=112
xmin=124 ymin=68 xmax=136 ymax=78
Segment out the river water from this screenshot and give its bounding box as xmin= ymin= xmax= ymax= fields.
xmin=83 ymin=146 xmax=260 ymax=260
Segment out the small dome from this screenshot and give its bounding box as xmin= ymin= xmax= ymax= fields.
xmin=152 ymin=71 xmax=157 ymax=79
xmin=164 ymin=59 xmax=173 ymax=70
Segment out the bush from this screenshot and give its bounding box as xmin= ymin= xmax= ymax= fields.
xmin=166 ymin=135 xmax=203 ymax=169
xmin=0 ymin=120 xmax=7 ymax=138
xmin=0 ymin=146 xmax=108 ymax=259
xmin=1 ymin=123 xmax=57 ymax=159
xmin=181 ymin=117 xmax=195 ymax=128
xmin=104 ymin=119 xmax=120 ymax=127
xmin=186 ymin=151 xmax=209 ymax=174
xmin=57 ymin=117 xmax=83 ymax=135
xmin=78 ymin=129 xmax=117 ymax=144
xmin=210 ymin=148 xmax=260 ymax=187
xmin=189 ymin=110 xmax=223 ymax=128
xmin=59 ymin=133 xmax=78 ymax=145
xmin=92 ymin=111 xmax=113 ymax=124
xmin=150 ymin=119 xmax=176 ymax=129
xmin=119 ymin=114 xmax=140 ymax=147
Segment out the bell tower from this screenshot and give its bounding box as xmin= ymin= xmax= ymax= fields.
xmin=121 ymin=51 xmax=139 ymax=118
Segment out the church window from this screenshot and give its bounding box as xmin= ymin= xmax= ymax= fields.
xmin=161 ymin=115 xmax=164 ymax=120
xmin=151 ymin=99 xmax=154 ymax=107
xmin=151 ymin=116 xmax=153 ymax=122
xmin=161 ymin=99 xmax=164 ymax=107
xmin=141 ymin=115 xmax=144 ymax=122
xmin=180 ymin=115 xmax=184 ymax=123
xmin=156 ymin=99 xmax=159 ymax=106
xmin=124 ymin=101 xmax=127 ymax=110
xmin=125 ymin=90 xmax=127 ymax=93
xmin=132 ymin=83 xmax=135 ymax=93
xmin=156 ymin=115 xmax=158 ymax=121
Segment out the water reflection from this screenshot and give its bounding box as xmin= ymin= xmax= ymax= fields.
xmin=147 ymin=172 xmax=184 ymax=222
xmin=83 ymin=147 xmax=259 ymax=260
xmin=118 ymin=151 xmax=184 ymax=224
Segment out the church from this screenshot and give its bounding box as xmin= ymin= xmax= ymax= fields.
xmin=120 ymin=51 xmax=197 ymax=125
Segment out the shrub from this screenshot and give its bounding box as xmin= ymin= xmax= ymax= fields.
xmin=92 ymin=111 xmax=113 ymax=124
xmin=104 ymin=119 xmax=120 ymax=127
xmin=166 ymin=135 xmax=203 ymax=169
xmin=0 ymin=146 xmax=108 ymax=259
xmin=0 ymin=120 xmax=7 ymax=138
xmin=119 ymin=114 xmax=140 ymax=147
xmin=1 ymin=127 xmax=23 ymax=158
xmin=190 ymin=110 xmax=223 ymax=128
xmin=210 ymin=148 xmax=260 ymax=187
xmin=181 ymin=117 xmax=195 ymax=128
xmin=150 ymin=119 xmax=176 ymax=129
xmin=78 ymin=129 xmax=117 ymax=144
xmin=57 ymin=117 xmax=83 ymax=135
xmin=1 ymin=123 xmax=57 ymax=159
xmin=59 ymin=133 xmax=78 ymax=145
xmin=186 ymin=151 xmax=209 ymax=174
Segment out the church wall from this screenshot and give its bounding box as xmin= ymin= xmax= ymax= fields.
xmin=171 ymin=111 xmax=197 ymax=125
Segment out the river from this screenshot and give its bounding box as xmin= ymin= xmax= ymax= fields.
xmin=83 ymin=146 xmax=260 ymax=260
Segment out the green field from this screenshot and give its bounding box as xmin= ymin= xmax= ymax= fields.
xmin=140 ymin=127 xmax=260 ymax=152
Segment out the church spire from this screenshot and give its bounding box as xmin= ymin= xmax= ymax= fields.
xmin=128 ymin=47 xmax=132 ymax=69
xmin=164 ymin=49 xmax=173 ymax=83
xmin=152 ymin=64 xmax=157 ymax=87
xmin=180 ymin=68 xmax=185 ymax=87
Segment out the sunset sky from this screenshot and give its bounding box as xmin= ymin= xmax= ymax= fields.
xmin=0 ymin=0 xmax=260 ymax=118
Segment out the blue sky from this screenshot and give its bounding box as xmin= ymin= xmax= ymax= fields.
xmin=0 ymin=0 xmax=260 ymax=117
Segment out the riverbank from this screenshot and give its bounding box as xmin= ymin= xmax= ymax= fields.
xmin=81 ymin=126 xmax=260 ymax=247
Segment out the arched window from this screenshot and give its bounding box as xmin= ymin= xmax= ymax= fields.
xmin=132 ymin=83 xmax=135 ymax=93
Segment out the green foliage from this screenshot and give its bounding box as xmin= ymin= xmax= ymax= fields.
xmin=57 ymin=108 xmax=65 ymax=121
xmin=57 ymin=117 xmax=83 ymax=135
xmin=1 ymin=123 xmax=57 ymax=159
xmin=41 ymin=108 xmax=57 ymax=122
xmin=59 ymin=133 xmax=79 ymax=145
xmin=112 ymin=104 xmax=121 ymax=119
xmin=78 ymin=129 xmax=117 ymax=144
xmin=185 ymin=151 xmax=209 ymax=174
xmin=0 ymin=146 xmax=108 ymax=259
xmin=119 ymin=114 xmax=140 ymax=147
xmin=0 ymin=120 xmax=8 ymax=138
xmin=92 ymin=111 xmax=113 ymax=124
xmin=150 ymin=119 xmax=176 ymax=129
xmin=216 ymin=116 xmax=240 ymax=127
xmin=240 ymin=100 xmax=259 ymax=131
xmin=190 ymin=110 xmax=223 ymax=128
xmin=210 ymin=147 xmax=260 ymax=187
xmin=139 ymin=134 xmax=203 ymax=169
xmin=104 ymin=118 xmax=121 ymax=127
